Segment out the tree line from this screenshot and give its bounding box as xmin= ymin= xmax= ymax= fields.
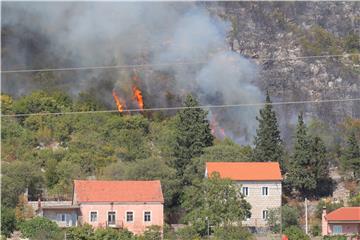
xmin=1 ymin=90 xmax=359 ymax=239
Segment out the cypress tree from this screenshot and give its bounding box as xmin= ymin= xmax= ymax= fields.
xmin=342 ymin=132 xmax=360 ymax=179
xmin=310 ymin=136 xmax=332 ymax=196
xmin=252 ymin=91 xmax=284 ymax=169
xmin=174 ymin=94 xmax=214 ymax=177
xmin=310 ymin=136 xmax=328 ymax=181
xmin=287 ymin=113 xmax=316 ymax=197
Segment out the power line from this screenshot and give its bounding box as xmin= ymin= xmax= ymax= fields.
xmin=1 ymin=53 xmax=358 ymax=74
xmin=2 ymin=97 xmax=360 ymax=118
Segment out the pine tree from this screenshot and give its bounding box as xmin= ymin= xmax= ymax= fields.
xmin=174 ymin=94 xmax=214 ymax=177
xmin=287 ymin=113 xmax=316 ymax=197
xmin=252 ymin=91 xmax=284 ymax=169
xmin=342 ymin=132 xmax=360 ymax=179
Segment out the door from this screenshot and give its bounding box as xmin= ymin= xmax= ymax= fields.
xmin=108 ymin=211 xmax=116 ymax=226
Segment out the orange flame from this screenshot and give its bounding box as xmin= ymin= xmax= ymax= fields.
xmin=132 ymin=85 xmax=144 ymax=110
xmin=112 ymin=90 xmax=125 ymax=113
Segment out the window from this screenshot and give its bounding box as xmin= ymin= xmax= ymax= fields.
xmin=333 ymin=225 xmax=343 ymax=234
xmin=58 ymin=213 xmax=66 ymax=222
xmin=144 ymin=211 xmax=151 ymax=222
xmin=90 ymin=211 xmax=97 ymax=222
xmin=242 ymin=187 xmax=249 ymax=196
xmin=108 ymin=211 xmax=116 ymax=225
xmin=262 ymin=187 xmax=268 ymax=196
xmin=262 ymin=210 xmax=268 ymax=220
xmin=126 ymin=211 xmax=134 ymax=222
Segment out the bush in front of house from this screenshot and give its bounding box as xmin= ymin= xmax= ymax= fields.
xmin=140 ymin=225 xmax=162 ymax=240
xmin=19 ymin=216 xmax=63 ymax=240
xmin=66 ymin=224 xmax=94 ymax=240
xmin=283 ymin=226 xmax=310 ymax=240
xmin=323 ymin=235 xmax=347 ymax=240
xmin=94 ymin=227 xmax=135 ymax=240
xmin=212 ymin=225 xmax=254 ymax=240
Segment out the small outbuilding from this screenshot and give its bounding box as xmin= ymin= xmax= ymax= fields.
xmin=322 ymin=207 xmax=360 ymax=236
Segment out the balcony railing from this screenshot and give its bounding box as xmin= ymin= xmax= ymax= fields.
xmin=105 ymin=220 xmax=123 ymax=229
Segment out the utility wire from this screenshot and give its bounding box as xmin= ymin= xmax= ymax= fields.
xmin=1 ymin=53 xmax=358 ymax=74
xmin=2 ymin=97 xmax=360 ymax=118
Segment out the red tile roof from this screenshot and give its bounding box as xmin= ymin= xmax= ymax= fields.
xmin=206 ymin=162 xmax=282 ymax=181
xmin=325 ymin=207 xmax=360 ymax=221
xmin=74 ymin=180 xmax=164 ymax=203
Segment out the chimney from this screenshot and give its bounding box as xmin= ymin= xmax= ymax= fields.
xmin=37 ymin=198 xmax=41 ymax=209
xmin=321 ymin=207 xmax=328 ymax=236
xmin=24 ymin=188 xmax=29 ymax=202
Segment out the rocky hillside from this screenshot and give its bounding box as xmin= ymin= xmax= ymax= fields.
xmin=211 ymin=1 xmax=359 ymax=124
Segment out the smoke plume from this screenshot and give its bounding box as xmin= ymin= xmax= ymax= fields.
xmin=2 ymin=2 xmax=263 ymax=143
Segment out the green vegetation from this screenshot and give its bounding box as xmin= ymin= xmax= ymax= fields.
xmin=300 ymin=26 xmax=360 ymax=63
xmin=1 ymin=207 xmax=17 ymax=238
xmin=340 ymin=132 xmax=360 ymax=179
xmin=283 ymin=226 xmax=310 ymax=240
xmin=252 ymin=91 xmax=284 ymax=170
xmin=1 ymin=90 xmax=359 ymax=238
xmin=267 ymin=205 xmax=300 ymax=233
xmin=19 ymin=217 xmax=63 ymax=240
xmin=182 ymin=173 xmax=251 ymax=235
xmin=286 ymin=113 xmax=331 ymax=198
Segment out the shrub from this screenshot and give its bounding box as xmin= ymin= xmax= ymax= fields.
xmin=1 ymin=207 xmax=17 ymax=237
xmin=323 ymin=235 xmax=347 ymax=240
xmin=267 ymin=205 xmax=300 ymax=233
xmin=213 ymin=225 xmax=254 ymax=240
xmin=176 ymin=226 xmax=201 ymax=240
xmin=348 ymin=193 xmax=360 ymax=206
xmin=66 ymin=224 xmax=94 ymax=240
xmin=311 ymin=224 xmax=321 ymax=237
xmin=93 ymin=227 xmax=134 ymax=240
xmin=19 ymin=217 xmax=62 ymax=240
xmin=142 ymin=225 xmax=162 ymax=240
xmin=283 ymin=226 xmax=310 ymax=240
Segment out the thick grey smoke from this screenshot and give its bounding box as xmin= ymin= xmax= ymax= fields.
xmin=2 ymin=2 xmax=263 ymax=143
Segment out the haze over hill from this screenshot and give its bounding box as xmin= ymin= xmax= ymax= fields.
xmin=2 ymin=1 xmax=359 ymax=144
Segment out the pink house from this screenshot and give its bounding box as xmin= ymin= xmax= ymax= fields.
xmin=73 ymin=180 xmax=164 ymax=235
xmin=322 ymin=207 xmax=360 ymax=237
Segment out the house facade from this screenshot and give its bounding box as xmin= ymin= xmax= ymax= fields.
xmin=205 ymin=162 xmax=282 ymax=228
xmin=322 ymin=207 xmax=360 ymax=236
xmin=73 ymin=180 xmax=164 ymax=235
xmin=31 ymin=180 xmax=164 ymax=235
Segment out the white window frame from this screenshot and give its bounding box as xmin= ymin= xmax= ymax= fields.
xmin=125 ymin=210 xmax=134 ymax=223
xmin=333 ymin=225 xmax=343 ymax=234
xmin=58 ymin=213 xmax=66 ymax=222
xmin=143 ymin=210 xmax=152 ymax=223
xmin=262 ymin=186 xmax=269 ymax=196
xmin=242 ymin=186 xmax=249 ymax=196
xmin=89 ymin=211 xmax=98 ymax=223
xmin=262 ymin=210 xmax=268 ymax=220
xmin=107 ymin=210 xmax=117 ymax=226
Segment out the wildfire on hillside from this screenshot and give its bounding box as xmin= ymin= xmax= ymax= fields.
xmin=132 ymin=85 xmax=144 ymax=110
xmin=112 ymin=90 xmax=126 ymax=113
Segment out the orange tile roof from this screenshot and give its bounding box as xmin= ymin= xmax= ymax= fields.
xmin=325 ymin=207 xmax=360 ymax=221
xmin=74 ymin=180 xmax=164 ymax=203
xmin=206 ymin=162 xmax=282 ymax=181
